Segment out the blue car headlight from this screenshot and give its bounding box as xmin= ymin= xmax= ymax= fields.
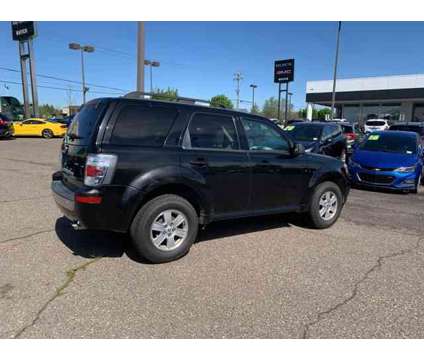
xmin=395 ymin=166 xmax=416 ymax=173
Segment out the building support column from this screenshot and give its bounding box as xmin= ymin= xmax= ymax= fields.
xmin=306 ymin=103 xmax=313 ymax=121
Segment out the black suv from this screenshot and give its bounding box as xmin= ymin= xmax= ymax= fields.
xmin=283 ymin=122 xmax=347 ymax=161
xmin=0 ymin=113 xmax=14 ymax=139
xmin=52 ymin=96 xmax=350 ymax=263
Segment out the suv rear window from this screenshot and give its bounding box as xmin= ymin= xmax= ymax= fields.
xmin=366 ymin=120 xmax=386 ymax=126
xmin=67 ymin=100 xmax=104 ymax=145
xmin=110 ymin=105 xmax=177 ymax=147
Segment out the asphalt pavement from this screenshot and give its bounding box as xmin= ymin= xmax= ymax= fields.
xmin=0 ymin=138 xmax=423 ymax=338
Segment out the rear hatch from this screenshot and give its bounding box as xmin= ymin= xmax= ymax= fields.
xmin=61 ymin=99 xmax=109 ymax=189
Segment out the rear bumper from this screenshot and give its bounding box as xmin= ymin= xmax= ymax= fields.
xmin=51 ymin=172 xmax=135 ymax=232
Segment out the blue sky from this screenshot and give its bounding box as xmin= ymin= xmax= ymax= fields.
xmin=1 ymin=21 xmax=424 ymax=110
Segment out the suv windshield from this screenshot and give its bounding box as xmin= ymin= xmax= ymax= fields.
xmin=366 ymin=120 xmax=386 ymax=126
xmin=360 ymin=133 xmax=417 ymax=154
xmin=284 ymin=125 xmax=321 ymax=141
xmin=67 ymin=100 xmax=104 ymax=145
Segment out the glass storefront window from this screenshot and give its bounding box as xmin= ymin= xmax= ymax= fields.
xmin=342 ymin=105 xmax=360 ymax=124
xmin=380 ymin=103 xmax=401 ymax=122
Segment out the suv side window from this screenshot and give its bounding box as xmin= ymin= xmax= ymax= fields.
xmin=321 ymin=125 xmax=333 ymax=141
xmin=241 ymin=117 xmax=289 ymax=152
xmin=331 ymin=125 xmax=342 ymax=137
xmin=186 ymin=113 xmax=239 ymax=150
xmin=110 ymin=105 xmax=177 ymax=147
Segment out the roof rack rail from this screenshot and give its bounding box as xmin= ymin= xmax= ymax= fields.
xmin=123 ymin=91 xmax=224 ymax=108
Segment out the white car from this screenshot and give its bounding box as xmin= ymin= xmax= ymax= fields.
xmin=364 ymin=119 xmax=389 ymax=133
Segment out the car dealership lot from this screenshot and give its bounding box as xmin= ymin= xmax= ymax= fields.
xmin=0 ymin=138 xmax=423 ymax=338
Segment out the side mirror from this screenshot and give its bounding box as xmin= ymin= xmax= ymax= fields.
xmin=291 ymin=143 xmax=305 ymax=156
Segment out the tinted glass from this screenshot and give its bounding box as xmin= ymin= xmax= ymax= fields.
xmin=32 ymin=120 xmax=44 ymax=124
xmin=284 ymin=124 xmax=321 ymax=141
xmin=366 ymin=120 xmax=386 ymax=126
xmin=322 ymin=126 xmax=333 ymax=140
xmin=242 ymin=118 xmax=289 ymax=151
xmin=341 ymin=124 xmax=354 ymax=133
xmin=67 ymin=100 xmax=105 ymax=145
xmin=188 ymin=113 xmax=238 ymax=150
xmin=389 ymin=125 xmax=424 ymax=136
xmin=360 ymin=133 xmax=418 ymax=154
xmin=111 ymin=105 xmax=177 ymax=147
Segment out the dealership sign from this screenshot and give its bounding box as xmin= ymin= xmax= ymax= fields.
xmin=274 ymin=59 xmax=295 ymax=83
xmin=11 ymin=21 xmax=37 ymax=41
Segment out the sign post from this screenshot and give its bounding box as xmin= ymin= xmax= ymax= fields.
xmin=274 ymin=59 xmax=295 ymax=125
xmin=11 ymin=21 xmax=39 ymax=118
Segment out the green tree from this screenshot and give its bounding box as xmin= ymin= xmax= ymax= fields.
xmin=151 ymin=87 xmax=178 ymax=101
xmin=210 ymin=94 xmax=234 ymax=109
xmin=251 ymin=103 xmax=261 ymax=115
xmin=39 ymin=104 xmax=61 ymax=118
xmin=261 ymin=96 xmax=290 ymax=121
xmin=317 ymin=108 xmax=332 ymax=120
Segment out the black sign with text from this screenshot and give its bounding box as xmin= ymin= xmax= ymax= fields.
xmin=11 ymin=21 xmax=36 ymax=41
xmin=274 ymin=59 xmax=294 ymax=83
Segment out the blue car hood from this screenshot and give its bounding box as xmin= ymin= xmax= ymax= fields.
xmin=352 ymin=149 xmax=418 ymax=168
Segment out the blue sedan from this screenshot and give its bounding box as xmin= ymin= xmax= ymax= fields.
xmin=348 ymin=131 xmax=423 ymax=193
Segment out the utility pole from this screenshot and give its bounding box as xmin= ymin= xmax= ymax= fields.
xmin=137 ymin=22 xmax=145 ymax=93
xmin=27 ymin=38 xmax=39 ymax=117
xmin=233 ymin=72 xmax=243 ymax=110
xmin=249 ymin=84 xmax=257 ymax=112
xmin=330 ymin=21 xmax=342 ymax=120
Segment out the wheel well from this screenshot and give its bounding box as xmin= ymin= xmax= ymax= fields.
xmin=314 ymin=173 xmax=348 ymax=202
xmin=137 ymin=183 xmax=206 ymax=223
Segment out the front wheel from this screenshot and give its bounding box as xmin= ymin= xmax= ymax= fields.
xmin=41 ymin=129 xmax=54 ymax=139
xmin=130 ymin=194 xmax=199 ymax=263
xmin=307 ymin=181 xmax=343 ymax=229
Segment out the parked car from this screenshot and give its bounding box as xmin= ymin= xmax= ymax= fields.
xmin=53 ymin=114 xmax=75 ymax=127
xmin=336 ymin=122 xmax=365 ymax=154
xmin=12 ymin=118 xmax=67 ymax=138
xmin=51 ymin=97 xmax=350 ymax=263
xmin=389 ymin=123 xmax=424 ymax=143
xmin=364 ymin=119 xmax=389 ymax=133
xmin=283 ymin=122 xmax=347 ymax=161
xmin=348 ymin=131 xmax=423 ymax=193
xmin=0 ymin=113 xmax=14 ymax=139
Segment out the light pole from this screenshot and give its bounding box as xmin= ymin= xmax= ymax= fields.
xmin=69 ymin=42 xmax=95 ymax=104
xmin=330 ymin=21 xmax=342 ymax=120
xmin=144 ymin=60 xmax=160 ymax=92
xmin=233 ymin=72 xmax=243 ymax=110
xmin=249 ymin=84 xmax=257 ymax=112
xmin=137 ymin=22 xmax=145 ymax=92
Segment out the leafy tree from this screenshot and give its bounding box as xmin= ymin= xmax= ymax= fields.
xmin=317 ymin=108 xmax=332 ymax=120
xmin=39 ymin=104 xmax=61 ymax=118
xmin=151 ymin=87 xmax=178 ymax=101
xmin=210 ymin=94 xmax=234 ymax=109
xmin=251 ymin=103 xmax=261 ymax=115
xmin=261 ymin=96 xmax=291 ymax=122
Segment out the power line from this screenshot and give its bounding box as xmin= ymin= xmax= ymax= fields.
xmin=0 ymin=79 xmax=123 ymax=95
xmin=0 ymin=66 xmax=129 ymax=93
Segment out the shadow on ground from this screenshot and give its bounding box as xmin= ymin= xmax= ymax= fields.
xmin=55 ymin=213 xmax=301 ymax=263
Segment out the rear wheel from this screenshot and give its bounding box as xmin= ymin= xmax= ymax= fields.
xmin=130 ymin=194 xmax=198 ymax=263
xmin=307 ymin=181 xmax=343 ymax=229
xmin=41 ymin=129 xmax=53 ymax=139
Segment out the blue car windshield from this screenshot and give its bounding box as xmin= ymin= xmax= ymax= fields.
xmin=284 ymin=125 xmax=321 ymax=141
xmin=360 ymin=133 xmax=417 ymax=154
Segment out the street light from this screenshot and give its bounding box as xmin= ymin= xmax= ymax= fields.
xmin=144 ymin=60 xmax=160 ymax=92
xmin=249 ymin=84 xmax=257 ymax=112
xmin=69 ymin=42 xmax=95 ymax=104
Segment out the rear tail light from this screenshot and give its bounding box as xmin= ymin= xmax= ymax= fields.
xmin=75 ymin=195 xmax=102 ymax=204
xmin=0 ymin=119 xmax=7 ymax=126
xmin=346 ymin=132 xmax=356 ymax=141
xmin=84 ymin=154 xmax=118 ymax=187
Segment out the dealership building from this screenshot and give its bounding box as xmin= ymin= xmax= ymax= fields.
xmin=305 ymin=73 xmax=424 ymax=124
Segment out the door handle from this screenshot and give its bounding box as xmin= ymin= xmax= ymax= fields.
xmin=189 ymin=158 xmax=208 ymax=167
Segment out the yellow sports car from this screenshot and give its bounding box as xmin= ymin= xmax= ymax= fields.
xmin=12 ymin=118 xmax=67 ymax=138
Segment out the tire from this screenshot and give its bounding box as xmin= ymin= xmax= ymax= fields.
xmin=307 ymin=181 xmax=343 ymax=229
xmin=41 ymin=129 xmax=54 ymax=139
xmin=130 ymin=194 xmax=199 ymax=263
